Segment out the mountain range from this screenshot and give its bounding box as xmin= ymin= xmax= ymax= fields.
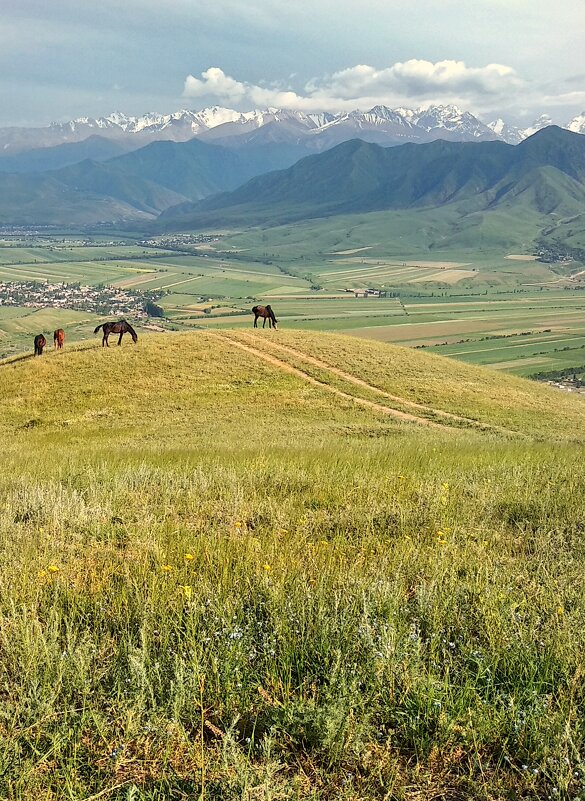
xmin=2 ymin=104 xmax=584 ymax=162
xmin=156 ymin=126 xmax=585 ymax=236
xmin=0 ymin=109 xmax=584 ymax=257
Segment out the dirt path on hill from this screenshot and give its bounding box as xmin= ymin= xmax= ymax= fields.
xmin=234 ymin=333 xmax=500 ymax=432
xmin=211 ymin=331 xmax=454 ymax=430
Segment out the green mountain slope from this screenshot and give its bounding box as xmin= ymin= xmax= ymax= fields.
xmin=0 ymin=137 xmax=311 ymax=224
xmin=108 ymin=137 xmax=309 ymax=201
xmin=157 ymin=126 xmax=585 ymax=235
xmin=0 ymin=160 xmax=187 ymax=224
xmin=2 ymin=329 xmax=585 ymax=798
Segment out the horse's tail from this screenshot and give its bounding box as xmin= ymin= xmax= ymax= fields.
xmin=93 ymin=324 xmax=104 ymax=334
xmin=266 ymin=305 xmax=278 ymax=325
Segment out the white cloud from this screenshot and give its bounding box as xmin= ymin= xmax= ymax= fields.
xmin=183 ymin=59 xmax=525 ymax=115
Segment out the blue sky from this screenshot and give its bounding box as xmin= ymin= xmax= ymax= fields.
xmin=2 ymin=0 xmax=584 ymax=127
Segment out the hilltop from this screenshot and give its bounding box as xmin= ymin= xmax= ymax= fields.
xmin=3 ymin=328 xmax=585 ymax=441
xmin=2 ymin=330 xmax=585 ymax=799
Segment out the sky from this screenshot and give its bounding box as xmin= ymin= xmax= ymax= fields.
xmin=1 ymin=0 xmax=584 ymax=128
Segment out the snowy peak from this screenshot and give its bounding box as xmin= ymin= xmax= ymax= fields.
xmin=412 ymin=105 xmax=496 ymax=139
xmin=567 ymin=112 xmax=585 ymax=135
xmin=4 ymin=104 xmax=585 ymax=157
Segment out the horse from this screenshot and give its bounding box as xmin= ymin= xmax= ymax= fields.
xmin=94 ymin=320 xmax=138 ymax=347
xmin=252 ymin=304 xmax=278 ymax=329
xmin=33 ymin=334 xmax=46 ymax=356
xmin=53 ymin=329 xmax=65 ymax=350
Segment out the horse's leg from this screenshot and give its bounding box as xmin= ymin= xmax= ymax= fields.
xmin=103 ymin=334 xmax=108 ymax=347
xmin=262 ymin=317 xmax=266 ymax=328
xmin=118 ymin=332 xmax=123 ymax=346
xmin=254 ymin=316 xmax=258 ymax=328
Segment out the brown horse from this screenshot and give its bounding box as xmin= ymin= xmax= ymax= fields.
xmin=53 ymin=329 xmax=65 ymax=350
xmin=252 ymin=305 xmax=278 ymax=329
xmin=34 ymin=334 xmax=46 ymax=356
xmin=94 ymin=320 xmax=138 ymax=347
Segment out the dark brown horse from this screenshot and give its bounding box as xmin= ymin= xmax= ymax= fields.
xmin=53 ymin=329 xmax=65 ymax=350
xmin=94 ymin=320 xmax=138 ymax=347
xmin=34 ymin=334 xmax=46 ymax=356
xmin=252 ymin=305 xmax=278 ymax=329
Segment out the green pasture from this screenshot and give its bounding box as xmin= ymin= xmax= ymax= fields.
xmin=1 ymin=229 xmax=585 ymax=377
xmin=0 ymin=307 xmax=103 ymax=359
xmin=1 ymin=331 xmax=585 ymax=799
xmin=0 ymin=244 xmax=173 ymax=265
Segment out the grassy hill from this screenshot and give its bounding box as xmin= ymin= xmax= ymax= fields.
xmin=2 ymin=330 xmax=585 ymax=799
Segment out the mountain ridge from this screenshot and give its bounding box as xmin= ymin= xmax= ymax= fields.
xmin=2 ymin=103 xmax=584 ymax=157
xmin=157 ymin=125 xmax=585 ymax=230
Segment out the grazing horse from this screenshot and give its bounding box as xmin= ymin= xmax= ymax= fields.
xmin=53 ymin=328 xmax=65 ymax=350
xmin=94 ymin=320 xmax=138 ymax=347
xmin=34 ymin=334 xmax=46 ymax=356
xmin=252 ymin=304 xmax=278 ymax=329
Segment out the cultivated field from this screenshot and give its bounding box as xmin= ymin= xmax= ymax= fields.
xmin=1 ymin=226 xmax=585 ymax=377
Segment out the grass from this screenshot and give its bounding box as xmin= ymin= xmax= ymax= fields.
xmin=1 ymin=331 xmax=585 ymax=799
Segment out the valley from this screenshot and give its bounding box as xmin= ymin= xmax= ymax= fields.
xmin=2 ymin=221 xmax=585 ymax=381
xmin=2 ymin=119 xmax=585 ymax=800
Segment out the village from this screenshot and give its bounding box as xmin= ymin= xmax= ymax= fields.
xmin=0 ymin=280 xmax=163 ymax=317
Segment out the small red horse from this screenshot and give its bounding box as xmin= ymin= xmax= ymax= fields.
xmin=54 ymin=329 xmax=65 ymax=350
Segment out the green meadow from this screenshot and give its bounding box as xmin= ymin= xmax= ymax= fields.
xmin=1 ymin=218 xmax=585 ymax=377
xmin=1 ymin=330 xmax=584 ymax=799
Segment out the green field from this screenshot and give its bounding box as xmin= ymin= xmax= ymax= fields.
xmin=1 ymin=223 xmax=585 ymax=377
xmin=1 ymin=330 xmax=585 ymax=799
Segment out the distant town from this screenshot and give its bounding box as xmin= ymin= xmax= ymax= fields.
xmin=0 ymin=280 xmax=163 ymax=318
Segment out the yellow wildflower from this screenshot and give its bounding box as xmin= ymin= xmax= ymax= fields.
xmin=184 ymin=553 xmax=195 ymax=561
xmin=180 ymin=585 xmax=193 ymax=601
xmin=37 ymin=569 xmax=47 ymax=579
xmin=47 ymin=565 xmax=60 ymax=573
xmin=263 ymin=563 xmax=272 ymax=572
xmin=161 ymin=564 xmax=173 ymax=573
xmin=234 ymin=521 xmax=242 ymax=528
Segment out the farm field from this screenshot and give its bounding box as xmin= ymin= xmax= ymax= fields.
xmin=1 ymin=330 xmax=585 ymax=799
xmin=1 ymin=227 xmax=585 ymax=377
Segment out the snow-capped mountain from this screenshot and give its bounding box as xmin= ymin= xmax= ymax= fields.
xmin=411 ymin=105 xmax=496 ymax=140
xmin=1 ymin=104 xmax=584 ymax=157
xmin=567 ymin=112 xmax=585 ymax=135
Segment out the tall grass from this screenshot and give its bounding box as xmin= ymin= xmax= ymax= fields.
xmin=1 ymin=333 xmax=584 ymax=799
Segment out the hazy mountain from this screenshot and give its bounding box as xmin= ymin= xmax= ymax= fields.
xmin=0 ymin=134 xmax=311 ymax=224
xmin=107 ymin=137 xmax=264 ymax=200
xmin=0 ymin=160 xmax=188 ymax=224
xmin=5 ymin=104 xmax=584 ymax=164
xmin=157 ymin=126 xmax=585 ymax=231
xmin=0 ymin=135 xmax=132 ymax=173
